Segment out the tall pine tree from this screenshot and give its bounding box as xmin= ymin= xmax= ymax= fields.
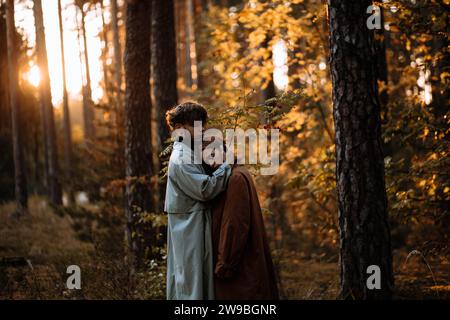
xmin=328 ymin=0 xmax=394 ymax=299
xmin=124 ymin=0 xmax=154 ymax=270
xmin=6 ymin=0 xmax=28 ymax=216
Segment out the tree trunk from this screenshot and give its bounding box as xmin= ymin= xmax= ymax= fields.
xmin=99 ymin=0 xmax=110 ymax=104
xmin=375 ymin=7 xmax=388 ymax=114
xmin=110 ymin=0 xmax=124 ymax=151
xmin=6 ymin=0 xmax=28 ymax=216
xmin=152 ymin=0 xmax=178 ymax=146
xmin=262 ymin=35 xmax=276 ymax=102
xmin=79 ymin=4 xmax=95 ymax=138
xmin=124 ymin=0 xmax=154 ymax=270
xmin=58 ymin=0 xmax=74 ymax=205
xmin=185 ymin=0 xmax=198 ymax=90
xmin=328 ymin=0 xmax=393 ymax=299
xmin=151 ymin=0 xmax=178 ymax=246
xmin=174 ymin=0 xmax=185 ymax=92
xmin=174 ymin=0 xmax=193 ymax=92
xmin=430 ymin=35 xmax=447 ymax=117
xmin=193 ymin=0 xmax=207 ymax=90
xmin=34 ymin=0 xmax=62 ymax=206
xmin=75 ymin=16 xmax=90 ymax=142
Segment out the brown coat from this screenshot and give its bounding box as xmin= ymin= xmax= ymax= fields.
xmin=211 ymin=166 xmax=279 ymax=300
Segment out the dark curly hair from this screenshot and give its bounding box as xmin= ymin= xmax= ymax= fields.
xmin=165 ymin=101 xmax=208 ymax=130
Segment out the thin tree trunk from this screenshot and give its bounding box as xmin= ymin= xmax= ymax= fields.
xmin=430 ymin=35 xmax=447 ymax=117
xmin=58 ymin=0 xmax=74 ymax=205
xmin=111 ymin=0 xmax=122 ymax=98
xmin=185 ymin=0 xmax=197 ymax=90
xmin=124 ymin=0 xmax=154 ymax=271
xmin=174 ymin=0 xmax=185 ymax=92
xmin=375 ymin=7 xmax=388 ymax=114
xmin=6 ymin=0 xmax=28 ymax=216
xmin=75 ymin=15 xmax=89 ymax=142
xmin=193 ymin=0 xmax=206 ymax=89
xmin=34 ymin=0 xmax=62 ymax=206
xmin=99 ymin=0 xmax=110 ymax=104
xmin=80 ymin=4 xmax=95 ymax=138
xmin=39 ymin=81 xmax=49 ymax=191
xmin=262 ymin=35 xmax=276 ymax=102
xmin=328 ymin=0 xmax=393 ymax=299
xmin=110 ymin=0 xmax=123 ymax=150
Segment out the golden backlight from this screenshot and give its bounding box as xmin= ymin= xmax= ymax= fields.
xmin=14 ymin=0 xmax=107 ymax=106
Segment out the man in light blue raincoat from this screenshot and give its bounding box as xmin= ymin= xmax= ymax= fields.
xmin=164 ymin=102 xmax=232 ymax=300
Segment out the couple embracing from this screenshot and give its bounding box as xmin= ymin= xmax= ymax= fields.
xmin=164 ymin=102 xmax=279 ymax=300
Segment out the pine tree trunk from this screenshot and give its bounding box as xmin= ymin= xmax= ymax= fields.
xmin=124 ymin=0 xmax=154 ymax=270
xmin=375 ymin=8 xmax=388 ymax=113
xmin=34 ymin=0 xmax=62 ymax=206
xmin=174 ymin=0 xmax=185 ymax=91
xmin=110 ymin=0 xmax=124 ymax=151
xmin=58 ymin=0 xmax=74 ymax=205
xmin=80 ymin=6 xmax=95 ymax=138
xmin=193 ymin=0 xmax=206 ymax=90
xmin=152 ymin=0 xmax=178 ymax=146
xmin=430 ymin=35 xmax=447 ymax=117
xmin=261 ymin=35 xmax=276 ymax=102
xmin=328 ymin=0 xmax=393 ymax=299
xmin=75 ymin=17 xmax=90 ymax=142
xmin=111 ymin=0 xmax=122 ymax=98
xmin=185 ymin=0 xmax=196 ymax=90
xmin=99 ymin=0 xmax=110 ymax=104
xmin=6 ymin=0 xmax=28 ymax=216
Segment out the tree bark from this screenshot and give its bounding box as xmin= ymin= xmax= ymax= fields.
xmin=328 ymin=0 xmax=393 ymax=299
xmin=185 ymin=0 xmax=197 ymax=90
xmin=174 ymin=0 xmax=194 ymax=91
xmin=110 ymin=0 xmax=124 ymax=151
xmin=430 ymin=35 xmax=448 ymax=117
xmin=58 ymin=0 xmax=74 ymax=205
xmin=375 ymin=7 xmax=388 ymax=114
xmin=34 ymin=0 xmax=62 ymax=206
xmin=75 ymin=15 xmax=90 ymax=142
xmin=77 ymin=2 xmax=95 ymax=138
xmin=98 ymin=0 xmax=110 ymax=104
xmin=261 ymin=34 xmax=276 ymax=103
xmin=111 ymin=0 xmax=122 ymax=98
xmin=6 ymin=0 xmax=28 ymax=216
xmin=193 ymin=0 xmax=207 ymax=90
xmin=174 ymin=0 xmax=186 ymax=91
xmin=151 ymin=0 xmax=178 ymax=146
xmin=262 ymin=36 xmax=276 ymax=102
xmin=124 ymin=0 xmax=154 ymax=270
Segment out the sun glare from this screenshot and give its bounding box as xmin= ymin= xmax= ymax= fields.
xmin=273 ymin=39 xmax=289 ymax=91
xmin=15 ymin=0 xmax=106 ymax=106
xmin=25 ymin=65 xmax=41 ymax=87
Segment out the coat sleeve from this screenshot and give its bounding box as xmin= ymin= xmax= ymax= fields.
xmin=215 ymin=173 xmax=251 ymax=279
xmin=172 ymin=162 xmax=232 ymax=202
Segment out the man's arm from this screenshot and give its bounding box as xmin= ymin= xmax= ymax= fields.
xmin=172 ymin=162 xmax=231 ymax=202
xmin=215 ymin=173 xmax=251 ymax=279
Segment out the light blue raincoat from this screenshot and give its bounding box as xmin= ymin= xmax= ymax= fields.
xmin=165 ymin=140 xmax=231 ymax=300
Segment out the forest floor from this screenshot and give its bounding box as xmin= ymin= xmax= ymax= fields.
xmin=0 ymin=196 xmax=449 ymax=299
xmin=277 ymin=250 xmax=450 ymax=299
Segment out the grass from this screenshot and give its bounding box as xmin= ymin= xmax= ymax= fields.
xmin=0 ymin=196 xmax=167 ymax=299
xmin=0 ymin=197 xmax=93 ymax=262
xmin=0 ymin=197 xmax=448 ymax=299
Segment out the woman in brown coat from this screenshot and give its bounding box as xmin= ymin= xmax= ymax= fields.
xmin=211 ymin=165 xmax=279 ymax=300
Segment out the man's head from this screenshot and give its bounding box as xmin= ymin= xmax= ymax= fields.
xmin=166 ymin=101 xmax=208 ymax=137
